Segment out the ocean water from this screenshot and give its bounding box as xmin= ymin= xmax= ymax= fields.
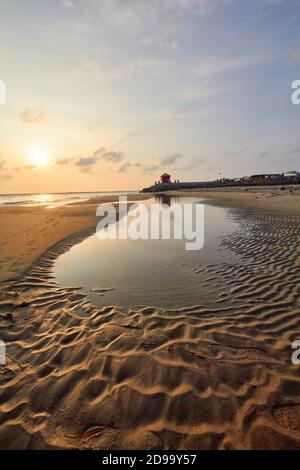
xmin=0 ymin=191 xmax=137 ymax=206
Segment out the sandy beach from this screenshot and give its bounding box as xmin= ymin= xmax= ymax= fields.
xmin=164 ymin=185 xmax=300 ymax=212
xmin=0 ymin=187 xmax=300 ymax=449
xmin=0 ymin=194 xmax=151 ymax=283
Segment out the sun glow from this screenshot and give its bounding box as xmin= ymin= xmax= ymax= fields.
xmin=29 ymin=147 xmax=50 ymax=167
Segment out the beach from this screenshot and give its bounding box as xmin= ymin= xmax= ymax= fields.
xmin=164 ymin=185 xmax=300 ymax=212
xmin=0 ymin=187 xmax=300 ymax=449
xmin=0 ymin=194 xmax=151 ymax=283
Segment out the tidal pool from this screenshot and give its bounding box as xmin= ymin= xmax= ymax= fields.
xmin=53 ymin=197 xmax=240 ymax=309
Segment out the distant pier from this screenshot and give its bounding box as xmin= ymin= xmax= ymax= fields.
xmin=141 ymin=172 xmax=300 ymax=193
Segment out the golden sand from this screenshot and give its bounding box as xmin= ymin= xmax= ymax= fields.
xmin=0 ymin=188 xmax=300 ymax=449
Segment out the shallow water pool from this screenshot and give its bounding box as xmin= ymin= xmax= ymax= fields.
xmin=53 ymin=196 xmax=240 ymax=309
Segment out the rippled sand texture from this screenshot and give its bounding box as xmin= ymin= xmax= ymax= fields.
xmin=0 ymin=205 xmax=300 ymax=449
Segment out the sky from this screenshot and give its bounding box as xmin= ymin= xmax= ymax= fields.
xmin=0 ymin=0 xmax=300 ymax=193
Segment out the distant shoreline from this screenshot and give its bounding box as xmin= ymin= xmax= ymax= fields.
xmin=162 ymin=185 xmax=300 ymax=213
xmin=141 ymin=180 xmax=300 ymax=193
xmin=0 ymin=190 xmax=138 ymax=207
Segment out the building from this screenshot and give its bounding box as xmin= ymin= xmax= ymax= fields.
xmin=265 ymin=174 xmax=282 ymax=180
xmin=160 ymin=173 xmax=171 ymax=184
xmin=283 ymin=170 xmax=300 ymax=178
xmin=249 ymin=174 xmax=266 ymax=182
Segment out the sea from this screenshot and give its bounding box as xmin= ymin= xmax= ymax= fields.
xmin=0 ymin=191 xmax=137 ymax=206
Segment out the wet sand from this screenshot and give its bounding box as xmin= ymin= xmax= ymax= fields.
xmin=0 ymin=194 xmax=151 ymax=283
xmin=0 ymin=188 xmax=300 ymax=449
xmin=164 ymin=185 xmax=300 ymax=213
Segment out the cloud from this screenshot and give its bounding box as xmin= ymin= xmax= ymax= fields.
xmin=69 ymin=1 xmax=234 ymax=59
xmin=142 ymin=163 xmax=159 ymax=173
xmin=162 ymin=87 xmax=225 ymax=121
xmin=23 ymin=165 xmax=36 ymax=171
xmin=195 ymin=56 xmax=262 ymax=78
xmin=161 ymin=153 xmax=183 ymax=165
xmin=19 ymin=108 xmax=48 ymax=124
xmin=256 ymin=150 xmax=271 ymax=160
xmin=79 ymin=166 xmax=95 ymax=174
xmin=56 ymin=157 xmax=75 ymax=165
xmin=0 ymin=160 xmax=13 ymax=179
xmin=63 ymin=0 xmax=75 ymax=8
xmin=55 ymin=146 xmax=126 ymax=173
xmin=118 ymin=162 xmax=132 ymax=173
xmin=94 ymin=148 xmax=124 ymax=162
xmin=91 ymin=1 xmax=234 ymax=29
xmin=282 ymin=141 xmax=300 ymax=157
xmin=280 ymin=141 xmax=300 ymax=165
xmin=162 ymin=106 xmax=205 ymax=120
xmin=75 ymin=156 xmax=100 ymax=167
xmin=13 ymin=164 xmax=38 ymax=172
xmin=223 ymin=147 xmax=247 ymax=158
xmin=181 ymin=155 xmax=208 ymax=170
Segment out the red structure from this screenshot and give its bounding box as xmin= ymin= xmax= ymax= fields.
xmin=160 ymin=173 xmax=171 ymax=184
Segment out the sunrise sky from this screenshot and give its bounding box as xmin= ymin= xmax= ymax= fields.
xmin=0 ymin=0 xmax=300 ymax=193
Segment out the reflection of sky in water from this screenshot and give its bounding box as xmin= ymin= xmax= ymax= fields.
xmin=54 ymin=197 xmax=240 ymax=310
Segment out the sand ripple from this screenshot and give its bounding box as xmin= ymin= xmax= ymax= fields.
xmin=0 ymin=205 xmax=300 ymax=449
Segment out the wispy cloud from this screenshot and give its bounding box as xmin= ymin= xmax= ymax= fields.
xmin=19 ymin=108 xmax=48 ymax=124
xmin=0 ymin=160 xmax=13 ymax=179
xmin=89 ymin=0 xmax=235 ymax=28
xmin=94 ymin=148 xmax=124 ymax=162
xmin=181 ymin=155 xmax=208 ymax=170
xmin=282 ymin=140 xmax=300 ymax=157
xmin=195 ymin=56 xmax=262 ymax=78
xmin=56 ymin=157 xmax=75 ymax=165
xmin=141 ymin=163 xmax=159 ymax=173
xmin=75 ymin=156 xmax=99 ymax=167
xmin=161 ymin=153 xmax=183 ymax=165
xmin=223 ymin=148 xmax=247 ymax=158
xmin=256 ymin=150 xmax=271 ymax=160
xmin=55 ymin=146 xmax=126 ymax=174
xmin=162 ymin=86 xmax=226 ymax=120
xmin=118 ymin=162 xmax=131 ymax=173
xmin=62 ymin=0 xmax=75 ymax=8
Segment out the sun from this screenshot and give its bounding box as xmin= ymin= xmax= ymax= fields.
xmin=29 ymin=147 xmax=50 ymax=167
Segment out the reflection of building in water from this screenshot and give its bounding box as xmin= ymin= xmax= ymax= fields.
xmin=154 ymin=195 xmax=180 ymax=206
xmin=155 ymin=194 xmax=171 ymax=206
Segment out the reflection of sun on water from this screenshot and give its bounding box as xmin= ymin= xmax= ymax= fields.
xmin=34 ymin=194 xmax=53 ymax=204
xmin=29 ymin=147 xmax=50 ymax=167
